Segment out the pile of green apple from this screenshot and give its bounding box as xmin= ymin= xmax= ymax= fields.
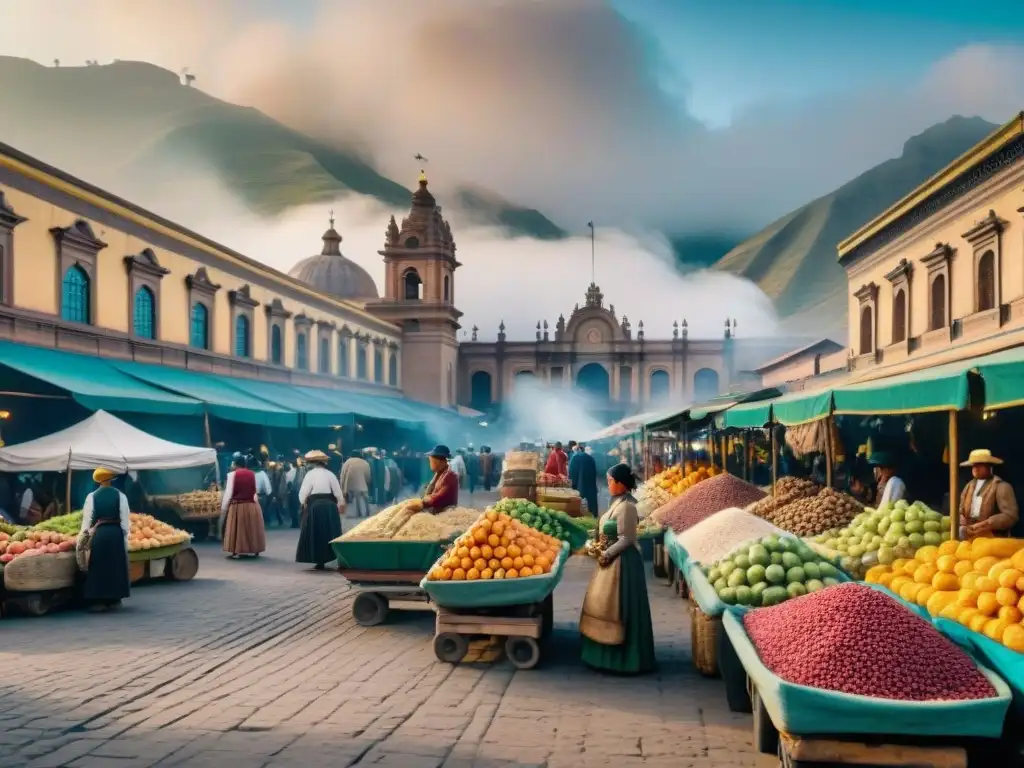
xmin=704 ymin=534 xmax=842 ymax=607
xmin=811 ymin=499 xmax=951 ymax=578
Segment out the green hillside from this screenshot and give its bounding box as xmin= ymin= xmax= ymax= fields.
xmin=0 ymin=56 xmax=564 ymax=238
xmin=713 ymin=115 xmax=998 ymax=336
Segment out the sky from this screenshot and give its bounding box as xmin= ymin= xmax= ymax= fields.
xmin=0 ymin=0 xmax=1023 ymax=340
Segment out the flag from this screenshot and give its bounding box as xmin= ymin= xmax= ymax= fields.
xmin=587 ymin=221 xmax=594 ymax=229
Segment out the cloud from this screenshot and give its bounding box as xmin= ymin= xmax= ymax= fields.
xmin=2 ymin=1 xmax=1023 ymax=236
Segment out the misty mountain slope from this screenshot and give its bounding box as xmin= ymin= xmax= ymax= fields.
xmin=0 ymin=57 xmax=565 ymax=238
xmin=713 ymin=115 xmax=998 ymax=334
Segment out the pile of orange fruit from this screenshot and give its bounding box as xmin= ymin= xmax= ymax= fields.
xmin=427 ymin=509 xmax=563 ymax=582
xmin=865 ymin=536 xmax=1024 ymax=652
xmin=648 ymin=461 xmax=721 ymax=496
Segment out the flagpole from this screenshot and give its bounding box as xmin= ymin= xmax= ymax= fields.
xmin=588 ymin=221 xmax=595 ymax=284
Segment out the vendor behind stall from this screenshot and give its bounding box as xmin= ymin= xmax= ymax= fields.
xmin=407 ymin=445 xmax=458 ymax=514
xmin=959 ymin=449 xmax=1019 ymax=539
xmin=869 ymin=451 xmax=906 ymax=505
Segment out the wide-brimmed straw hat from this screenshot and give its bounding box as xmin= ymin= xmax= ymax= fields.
xmin=961 ymin=449 xmax=1003 ymax=467
xmin=92 ymin=467 xmax=121 ymax=484
xmin=304 ymin=449 xmax=330 ymax=464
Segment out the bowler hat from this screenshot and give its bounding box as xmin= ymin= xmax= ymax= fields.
xmin=428 ymin=444 xmax=452 ymax=459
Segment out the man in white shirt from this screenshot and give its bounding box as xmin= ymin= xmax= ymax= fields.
xmin=449 ymin=450 xmax=467 ymax=488
xmin=340 ymin=451 xmax=372 ymax=518
xmin=869 ymin=452 xmax=906 ymax=506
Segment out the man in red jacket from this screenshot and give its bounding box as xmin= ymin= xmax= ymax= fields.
xmin=544 ymin=441 xmax=569 ymax=478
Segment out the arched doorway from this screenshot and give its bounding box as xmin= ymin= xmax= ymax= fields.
xmin=650 ymin=370 xmax=670 ymax=403
xmin=693 ymin=368 xmax=719 ymax=402
xmin=576 ymin=363 xmax=610 ymax=400
xmin=471 ymin=371 xmax=493 ymax=411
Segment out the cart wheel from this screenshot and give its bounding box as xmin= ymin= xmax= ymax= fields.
xmin=23 ymin=594 xmax=48 ymax=617
xmin=167 ymin=548 xmax=200 ymax=582
xmin=541 ymin=595 xmax=554 ymax=639
xmin=752 ymin=689 xmax=778 ymax=755
xmin=505 ymin=636 xmax=541 ymax=670
xmin=434 ymin=632 xmax=469 ymax=663
xmin=352 ymin=592 xmax=389 ymax=627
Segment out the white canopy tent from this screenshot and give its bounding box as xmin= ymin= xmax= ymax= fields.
xmin=0 ymin=410 xmax=216 ymax=473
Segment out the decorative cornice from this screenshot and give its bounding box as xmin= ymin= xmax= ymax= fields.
xmin=185 ymin=267 xmax=221 ymax=296
xmin=264 ymin=297 xmax=292 ymax=320
xmin=0 ymin=190 xmax=26 ymax=230
xmin=50 ymin=219 xmax=107 ymax=253
xmin=228 ymin=284 xmax=259 ymax=308
xmin=124 ymin=247 xmax=170 ymax=279
xmin=315 ymin=318 xmax=336 ymax=332
xmin=853 ymin=282 xmax=879 ymax=303
xmin=883 ymin=258 xmax=913 ymax=284
xmin=921 ymin=242 xmax=954 ymax=271
xmin=293 ymin=312 xmax=313 ymax=329
xmin=961 ymin=208 xmax=1008 ymax=245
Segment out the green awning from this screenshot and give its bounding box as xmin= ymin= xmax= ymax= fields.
xmin=720 ymin=400 xmax=772 ymax=429
xmin=216 ymin=378 xmax=359 ymax=428
xmin=111 ymin=361 xmax=300 ymax=428
xmin=832 ymin=359 xmax=973 ymax=415
xmin=0 ymin=341 xmax=203 ymax=416
xmin=772 ymin=389 xmax=834 ymax=426
xmin=973 ymin=346 xmax=1024 ymax=411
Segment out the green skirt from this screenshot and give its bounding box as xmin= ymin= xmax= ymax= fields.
xmin=581 ymin=545 xmax=656 ymax=674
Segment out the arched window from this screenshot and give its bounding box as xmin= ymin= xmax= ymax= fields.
xmin=132 ymin=285 xmax=155 ymax=339
xmin=859 ymin=305 xmax=873 ymax=355
xmin=374 ymin=347 xmax=384 ymax=383
xmin=930 ymin=274 xmax=946 ymax=331
xmin=443 ymin=274 xmax=450 ymax=303
xmin=892 ymin=289 xmax=906 ymax=344
xmin=296 ymin=331 xmax=308 ymax=370
xmin=389 ymin=350 xmax=398 ymax=386
xmin=319 ymin=338 xmax=330 ymax=373
xmin=978 ymin=250 xmax=995 ymax=312
xmin=356 ymin=341 xmax=368 ymax=380
xmin=270 ymin=325 xmax=283 ymax=365
xmin=693 ymin=368 xmax=719 ymax=401
xmin=190 ymin=303 xmax=209 ymax=349
xmin=61 ymin=265 xmax=90 ymax=324
xmin=650 ymin=370 xmax=670 ymax=403
xmin=405 ymin=236 xmax=420 ymax=249
xmin=234 ymin=314 xmax=250 ymax=357
xmin=339 ymin=336 xmax=351 ymax=377
xmin=403 ymin=269 xmax=422 ymax=300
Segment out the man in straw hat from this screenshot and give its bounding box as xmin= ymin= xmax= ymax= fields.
xmin=78 ymin=466 xmax=131 ymax=611
xmin=959 ymin=449 xmax=1019 ymax=539
xmin=296 ymin=449 xmax=344 ymax=570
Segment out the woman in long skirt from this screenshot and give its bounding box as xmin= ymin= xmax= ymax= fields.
xmin=296 ymin=450 xmax=344 ymax=570
xmin=579 ymin=463 xmax=656 ymax=674
xmin=78 ymin=467 xmax=131 ymax=612
xmin=221 ymin=454 xmax=267 ymax=558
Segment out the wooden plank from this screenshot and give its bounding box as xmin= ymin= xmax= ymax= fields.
xmin=780 ymin=732 xmax=967 ymax=768
xmin=437 ymin=618 xmax=542 ymax=639
xmin=338 ymin=569 xmax=426 ymax=584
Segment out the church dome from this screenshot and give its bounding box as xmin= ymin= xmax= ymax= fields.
xmin=289 ymin=217 xmax=379 ymax=300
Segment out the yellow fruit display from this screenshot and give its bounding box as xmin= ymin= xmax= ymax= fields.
xmin=427 ymin=509 xmax=563 ymax=582
xmin=127 ymin=513 xmax=191 ymax=551
xmin=861 ymin=536 xmax=1024 ymax=654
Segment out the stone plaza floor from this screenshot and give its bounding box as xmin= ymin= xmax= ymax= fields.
xmin=0 ymin=515 xmax=776 ymax=768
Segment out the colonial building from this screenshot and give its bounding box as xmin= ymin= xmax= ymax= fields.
xmin=838 ymin=111 xmax=1024 ymax=378
xmin=0 ymin=141 xmax=403 ymax=394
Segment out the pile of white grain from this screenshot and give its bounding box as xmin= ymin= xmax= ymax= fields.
xmin=676 ymin=507 xmax=786 ymax=564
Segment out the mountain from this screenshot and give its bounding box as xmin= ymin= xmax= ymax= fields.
xmin=712 ymin=115 xmax=999 ymax=337
xmin=0 ymin=56 xmax=565 ymax=239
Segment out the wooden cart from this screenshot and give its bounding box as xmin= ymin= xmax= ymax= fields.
xmin=149 ymin=493 xmax=220 ymax=542
xmin=339 ymin=569 xmax=433 ymax=627
xmin=432 ymin=594 xmax=554 ymax=670
xmin=129 ymin=545 xmax=200 ymax=584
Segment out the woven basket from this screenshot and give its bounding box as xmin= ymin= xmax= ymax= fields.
xmin=689 ymin=602 xmax=721 ymax=678
xmin=3 ymin=552 xmax=78 ymax=592
xmin=500 ymin=484 xmax=536 ymax=501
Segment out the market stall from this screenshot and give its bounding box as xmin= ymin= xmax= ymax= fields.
xmin=0 ymin=411 xmax=214 ymax=614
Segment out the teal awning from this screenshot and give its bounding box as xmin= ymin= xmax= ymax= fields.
xmin=214 ymin=378 xmax=360 ymax=428
xmin=832 ymin=359 xmax=973 ymax=415
xmin=973 ymin=346 xmax=1024 ymax=411
xmin=720 ymin=400 xmax=772 ymax=429
xmin=0 ymin=341 xmax=203 ymax=416
xmin=772 ymin=389 xmax=834 ymax=426
xmin=111 ymin=361 xmax=300 ymax=428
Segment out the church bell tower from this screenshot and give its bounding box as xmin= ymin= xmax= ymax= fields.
xmin=365 ymin=172 xmax=462 ymax=407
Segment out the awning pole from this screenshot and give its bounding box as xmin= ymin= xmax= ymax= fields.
xmin=770 ymin=424 xmax=778 ymax=497
xmin=64 ymin=449 xmax=72 ymax=515
xmin=678 ymin=416 xmax=686 ymax=468
xmin=742 ymin=431 xmax=750 ymax=481
xmin=709 ymin=425 xmax=715 ymax=468
xmin=825 ymin=418 xmax=834 ymax=488
xmin=641 ymin=425 xmax=648 ymax=481
xmin=720 ymin=434 xmax=727 ymax=473
xmin=949 ymin=409 xmax=959 ymax=540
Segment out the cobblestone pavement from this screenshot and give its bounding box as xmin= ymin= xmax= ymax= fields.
xmin=1 ymin=516 xmax=775 ymax=768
